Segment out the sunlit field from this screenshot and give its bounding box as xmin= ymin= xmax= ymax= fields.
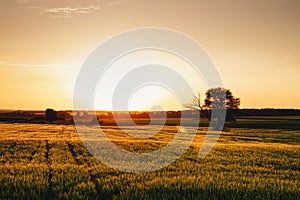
xmin=0 ymin=123 xmax=299 ymax=199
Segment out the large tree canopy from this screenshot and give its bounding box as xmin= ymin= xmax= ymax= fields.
xmin=186 ymin=88 xmax=240 ymax=129
xmin=204 ymin=88 xmax=240 ymax=110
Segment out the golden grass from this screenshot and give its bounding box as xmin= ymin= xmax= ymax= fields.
xmin=0 ymin=123 xmax=299 ymax=199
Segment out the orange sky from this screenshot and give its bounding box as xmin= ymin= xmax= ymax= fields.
xmin=0 ymin=0 xmax=299 ymax=110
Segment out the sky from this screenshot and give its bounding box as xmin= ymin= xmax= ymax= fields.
xmin=0 ymin=0 xmax=299 ymax=110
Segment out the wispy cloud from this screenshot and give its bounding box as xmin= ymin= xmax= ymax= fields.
xmin=41 ymin=5 xmax=101 ymax=17
xmin=7 ymin=63 xmax=67 ymax=67
xmin=108 ymin=1 xmax=120 ymax=6
xmin=15 ymin=0 xmax=121 ymax=17
xmin=15 ymin=0 xmax=105 ymax=17
xmin=1 ymin=63 xmax=70 ymax=71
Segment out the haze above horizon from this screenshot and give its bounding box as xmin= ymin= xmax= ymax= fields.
xmin=0 ymin=0 xmax=299 ymax=110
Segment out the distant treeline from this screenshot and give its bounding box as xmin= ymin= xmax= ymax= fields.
xmin=0 ymin=109 xmax=300 ymax=125
xmin=0 ymin=109 xmax=73 ymax=124
xmin=236 ymin=109 xmax=300 ymax=116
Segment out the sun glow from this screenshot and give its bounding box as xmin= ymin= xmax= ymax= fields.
xmin=127 ymin=84 xmax=181 ymax=111
xmin=93 ymin=49 xmax=207 ymax=111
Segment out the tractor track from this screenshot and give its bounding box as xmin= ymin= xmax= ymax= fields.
xmin=44 ymin=139 xmax=57 ymax=199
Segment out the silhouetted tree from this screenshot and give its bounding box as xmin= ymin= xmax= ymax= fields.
xmin=185 ymin=92 xmax=203 ymax=112
xmin=204 ymin=88 xmax=240 ymax=124
xmin=187 ymin=88 xmax=241 ymax=129
xmin=185 ymin=92 xmax=207 ymax=125
xmin=45 ymin=108 xmax=57 ymax=122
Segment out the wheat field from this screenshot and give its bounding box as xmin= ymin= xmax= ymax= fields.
xmin=0 ymin=123 xmax=299 ymax=199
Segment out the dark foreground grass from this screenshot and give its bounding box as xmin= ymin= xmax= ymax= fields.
xmin=100 ymin=116 xmax=300 ymax=130
xmin=0 ymin=123 xmax=299 ymax=199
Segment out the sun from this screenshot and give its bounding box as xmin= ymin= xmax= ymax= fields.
xmin=127 ymin=84 xmax=181 ymax=111
xmin=92 ymin=49 xmax=206 ymax=111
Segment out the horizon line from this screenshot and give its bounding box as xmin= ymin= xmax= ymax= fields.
xmin=1 ymin=107 xmax=300 ymax=112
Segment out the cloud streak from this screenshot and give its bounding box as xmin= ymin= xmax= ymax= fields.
xmin=108 ymin=1 xmax=120 ymax=6
xmin=42 ymin=5 xmax=101 ymax=17
xmin=15 ymin=0 xmax=106 ymax=17
xmin=1 ymin=63 xmax=71 ymax=71
xmin=14 ymin=0 xmax=122 ymax=17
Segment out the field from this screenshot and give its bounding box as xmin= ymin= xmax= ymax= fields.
xmin=0 ymin=122 xmax=299 ymax=199
xmin=94 ymin=115 xmax=300 ymax=129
